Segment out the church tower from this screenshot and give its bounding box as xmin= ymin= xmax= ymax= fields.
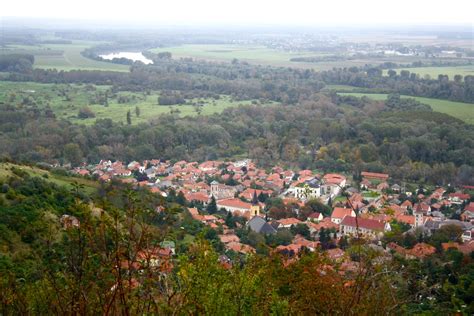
xmin=250 ymin=190 xmax=261 ymax=217
xmin=414 ymin=203 xmax=424 ymax=228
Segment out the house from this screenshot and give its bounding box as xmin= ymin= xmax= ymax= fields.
xmin=160 ymin=241 xmax=176 ymax=255
xmin=247 ymin=216 xmax=277 ymax=234
xmin=448 ymin=193 xmax=470 ymax=204
xmin=239 ymin=188 xmax=272 ymax=201
xmin=216 ymin=198 xmax=252 ymax=214
xmin=144 ymin=167 xmax=156 ymax=179
xmin=361 ymin=171 xmax=389 ymax=182
xmin=391 ymin=184 xmax=401 ymax=193
xmin=405 ymin=243 xmax=436 ymax=260
xmin=185 ymin=191 xmax=209 ymax=204
xmin=322 ymin=173 xmax=346 ymax=197
xmin=290 ymin=177 xmax=322 ymax=200
xmin=442 ymin=241 xmax=474 ymax=255
xmin=306 ymin=218 xmax=339 ymax=237
xmin=340 ymin=216 xmax=390 ymax=239
xmin=226 ymin=242 xmax=255 ymax=254
xmin=307 ymin=212 xmax=323 ymax=222
xmin=400 ymin=200 xmax=412 ymax=211
xmin=210 ymin=181 xmax=238 ymax=200
xmin=292 ymin=235 xmax=319 ymax=252
xmin=275 ymin=217 xmax=302 ymax=229
xmin=326 ymin=248 xmax=347 ymax=262
xmin=462 ymin=228 xmax=474 ymax=242
xmin=136 ymin=247 xmax=173 ymax=272
xmin=461 ymin=202 xmax=474 ymax=222
xmin=413 ymin=202 xmax=431 ymax=215
xmin=387 ymin=242 xmax=436 ymax=260
xmin=331 ymin=207 xmax=356 ymax=224
xmin=276 ymin=244 xmax=303 ymax=257
xmin=219 ymin=234 xmax=240 ymax=244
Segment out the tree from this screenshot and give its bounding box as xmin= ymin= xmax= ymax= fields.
xmin=135 ymin=106 xmax=140 ymax=117
xmin=126 ymin=110 xmax=132 ymax=125
xmin=64 ymin=143 xmax=83 ymax=166
xmin=176 ymin=191 xmax=187 ymax=206
xmin=206 ymin=196 xmax=217 ymax=214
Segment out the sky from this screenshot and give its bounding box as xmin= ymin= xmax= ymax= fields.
xmin=1 ymin=0 xmax=473 ymax=27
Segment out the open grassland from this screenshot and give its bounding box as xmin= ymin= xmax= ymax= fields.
xmin=0 ymin=81 xmax=277 ymax=125
xmin=2 ymin=41 xmax=129 ymax=72
xmin=338 ymin=92 xmax=474 ymax=125
xmin=0 ymin=162 xmax=98 ymax=195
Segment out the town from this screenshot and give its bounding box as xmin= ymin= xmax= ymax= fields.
xmin=70 ymin=158 xmax=474 ymax=267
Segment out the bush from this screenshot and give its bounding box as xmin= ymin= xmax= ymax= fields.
xmin=78 ymin=107 xmax=96 ymax=119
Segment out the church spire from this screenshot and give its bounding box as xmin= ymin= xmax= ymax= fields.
xmin=252 ymin=190 xmax=259 ymax=205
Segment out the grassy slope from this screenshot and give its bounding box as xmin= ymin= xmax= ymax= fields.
xmin=2 ymin=41 xmax=129 ymax=72
xmin=0 ymin=81 xmax=277 ymax=125
xmin=338 ymin=92 xmax=474 ymax=125
xmin=0 ymin=163 xmax=98 ymax=195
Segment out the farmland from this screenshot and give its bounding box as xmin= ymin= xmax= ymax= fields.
xmin=149 ymin=44 xmax=337 ymax=69
xmin=338 ymin=92 xmax=474 ymax=124
xmin=150 ymin=44 xmax=474 ymax=79
xmin=383 ymin=65 xmax=474 ymax=79
xmin=0 ymin=81 xmax=276 ymax=125
xmin=1 ymin=41 xmax=129 ymax=72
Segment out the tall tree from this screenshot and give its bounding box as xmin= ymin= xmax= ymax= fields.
xmin=206 ymin=196 xmax=217 ymax=214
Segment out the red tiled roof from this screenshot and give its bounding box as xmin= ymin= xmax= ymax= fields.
xmin=217 ymin=198 xmax=252 ymax=210
xmin=323 ymin=173 xmax=346 ymax=185
xmin=361 ymin=171 xmax=389 ymax=180
xmin=340 ymin=216 xmax=385 ymax=231
xmin=465 ymin=202 xmax=474 ymax=212
xmin=449 ymin=193 xmax=470 ymax=200
xmin=407 ymin=243 xmax=436 ymax=258
xmin=277 ymin=217 xmax=302 ymax=226
xmin=331 ymin=207 xmax=354 ymax=219
xmin=219 ymin=234 xmax=240 ymax=244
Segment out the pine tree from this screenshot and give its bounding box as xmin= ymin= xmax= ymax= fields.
xmin=206 ymin=195 xmax=218 ymax=214
xmin=126 ymin=110 xmax=132 ymax=125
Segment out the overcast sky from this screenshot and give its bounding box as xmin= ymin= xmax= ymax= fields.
xmin=1 ymin=0 xmax=473 ymax=27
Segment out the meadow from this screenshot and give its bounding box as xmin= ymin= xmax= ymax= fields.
xmin=337 ymin=92 xmax=474 ymax=124
xmin=2 ymin=41 xmax=129 ymax=72
xmin=0 ymin=81 xmax=276 ymax=125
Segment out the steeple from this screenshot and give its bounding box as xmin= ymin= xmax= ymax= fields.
xmin=414 ymin=203 xmax=424 ymax=228
xmin=252 ymin=190 xmax=259 ymax=205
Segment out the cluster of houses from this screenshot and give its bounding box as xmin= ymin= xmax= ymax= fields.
xmin=70 ymin=159 xmax=474 ymax=260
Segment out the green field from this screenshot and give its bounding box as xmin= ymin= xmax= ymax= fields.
xmin=0 ymin=81 xmax=276 ymax=125
xmin=383 ymin=65 xmax=474 ymax=79
xmin=0 ymin=163 xmax=98 ymax=195
xmin=149 ymin=44 xmax=332 ymax=69
xmin=2 ymin=41 xmax=129 ymax=72
xmin=338 ymin=92 xmax=474 ymax=124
